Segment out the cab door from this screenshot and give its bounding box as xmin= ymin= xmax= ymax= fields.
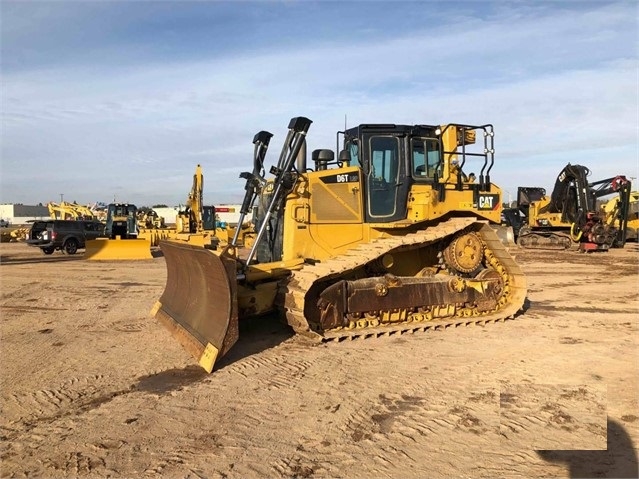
xmin=363 ymin=132 xmax=409 ymax=223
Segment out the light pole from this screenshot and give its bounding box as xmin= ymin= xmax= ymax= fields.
xmin=503 ymin=190 xmax=512 ymax=207
xmin=60 ymin=193 xmax=64 ymax=203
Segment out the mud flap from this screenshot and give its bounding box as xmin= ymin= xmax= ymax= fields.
xmin=84 ymin=238 xmax=153 ymax=260
xmin=151 ymin=240 xmax=239 ymax=373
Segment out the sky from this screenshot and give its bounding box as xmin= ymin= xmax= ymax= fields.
xmin=1 ymin=0 xmax=637 ymax=207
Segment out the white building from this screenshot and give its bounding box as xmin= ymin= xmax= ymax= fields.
xmin=151 ymin=206 xmax=181 ymax=225
xmin=0 ymin=204 xmax=49 ymax=225
xmin=214 ymin=204 xmax=243 ymax=226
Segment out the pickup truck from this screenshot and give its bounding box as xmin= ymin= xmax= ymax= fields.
xmin=26 ymin=220 xmax=105 ymax=255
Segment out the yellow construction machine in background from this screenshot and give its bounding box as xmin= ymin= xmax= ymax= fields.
xmin=169 ymin=164 xmax=220 ymax=248
xmin=136 ymin=164 xmax=225 ymax=248
xmin=516 ymin=165 xmax=631 ymax=251
xmin=137 ymin=209 xmax=166 ymax=229
xmin=48 ymin=201 xmax=98 ymax=221
xmin=0 ymin=220 xmax=28 ymax=243
xmin=136 ymin=209 xmax=174 ymax=247
xmin=0 ymin=222 xmax=16 ymax=243
xmin=152 ymin=117 xmax=527 ymax=372
xmin=85 ymin=203 xmax=152 ymax=260
xmin=602 ymin=190 xmax=638 ymax=242
xmin=225 ymin=222 xmax=256 ymax=248
xmin=9 ymin=227 xmax=30 ymax=242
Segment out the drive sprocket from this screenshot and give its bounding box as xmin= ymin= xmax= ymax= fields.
xmin=443 ymin=231 xmax=484 ymax=273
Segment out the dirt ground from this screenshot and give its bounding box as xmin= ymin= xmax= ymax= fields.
xmin=1 ymin=241 xmax=637 ymax=478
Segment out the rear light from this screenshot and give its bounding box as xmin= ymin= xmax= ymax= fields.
xmin=51 ymin=232 xmax=57 ymax=240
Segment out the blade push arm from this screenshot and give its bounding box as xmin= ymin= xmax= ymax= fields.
xmin=231 ymin=131 xmax=273 ymax=247
xmin=245 ymin=117 xmax=312 ymax=265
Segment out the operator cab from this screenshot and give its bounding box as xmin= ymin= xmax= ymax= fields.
xmin=337 ymin=125 xmax=441 ymax=222
xmin=336 ymin=124 xmax=493 ymax=223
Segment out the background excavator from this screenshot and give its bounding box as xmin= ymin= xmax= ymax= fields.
xmin=84 ymin=203 xmax=152 ymax=260
xmin=152 ymin=117 xmax=527 ymax=372
xmin=48 ymin=201 xmax=98 ymax=221
xmin=515 ymin=164 xmax=631 ymax=251
xmin=171 ymin=164 xmax=219 ymax=247
xmin=136 ymin=164 xmax=221 ymax=248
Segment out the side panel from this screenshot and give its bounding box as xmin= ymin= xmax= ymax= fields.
xmin=528 ymin=197 xmax=572 ymax=228
xmin=309 ymin=167 xmax=363 ymax=224
xmin=282 ymin=166 xmax=366 ymax=262
xmin=407 ymin=183 xmax=502 ymax=225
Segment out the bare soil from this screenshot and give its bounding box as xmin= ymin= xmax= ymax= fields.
xmin=1 ymin=241 xmax=638 ymax=478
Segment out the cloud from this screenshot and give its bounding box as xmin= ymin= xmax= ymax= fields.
xmin=1 ymin=1 xmax=637 ymax=205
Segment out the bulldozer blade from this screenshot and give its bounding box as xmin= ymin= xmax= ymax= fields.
xmin=151 ymin=240 xmax=239 ymax=373
xmin=84 ymin=238 xmax=153 ymax=260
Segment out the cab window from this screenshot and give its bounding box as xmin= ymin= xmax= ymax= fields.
xmin=344 ymin=141 xmax=361 ymax=169
xmin=371 ymin=136 xmax=398 ymax=183
xmin=411 ymin=138 xmax=440 ymax=180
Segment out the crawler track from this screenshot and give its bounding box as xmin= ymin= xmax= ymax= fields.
xmin=281 ymin=217 xmax=527 ymax=342
xmin=517 ymin=230 xmax=573 ymax=250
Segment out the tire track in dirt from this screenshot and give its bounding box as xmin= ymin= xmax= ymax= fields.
xmin=1 ymin=389 xmax=134 ymax=478
xmin=0 ymin=280 xmax=43 ymax=302
xmin=74 ymin=316 xmax=150 ymax=333
xmin=218 ymin=333 xmax=508 ymax=477
xmin=263 ymin=384 xmax=503 ymax=478
xmin=2 ymin=422 xmax=122 ymax=479
xmin=122 ymin=342 xmax=389 ymax=478
xmin=226 ymin=354 xmax=314 ymax=390
xmin=2 ymin=242 xmax=636 ymax=478
xmin=108 ymin=347 xmax=323 ymax=478
xmin=499 ymin=384 xmax=607 ymax=450
xmin=344 ymin=388 xmax=497 ymax=463
xmin=41 ymin=451 xmax=108 ymax=477
xmin=299 ymin=337 xmax=505 ymax=474
xmin=1 ymin=375 xmax=136 ymax=435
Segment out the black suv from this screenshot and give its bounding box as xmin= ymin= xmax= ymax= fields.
xmin=26 ymin=220 xmax=106 ymax=255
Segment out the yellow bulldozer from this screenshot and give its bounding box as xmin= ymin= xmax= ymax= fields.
xmin=85 ymin=203 xmax=152 ymax=260
xmin=137 ymin=209 xmax=166 ymax=229
xmin=152 ymin=117 xmax=527 ymax=372
xmin=136 ymin=209 xmax=173 ymax=247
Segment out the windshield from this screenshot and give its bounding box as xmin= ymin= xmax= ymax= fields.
xmin=109 ymin=205 xmax=136 ymax=216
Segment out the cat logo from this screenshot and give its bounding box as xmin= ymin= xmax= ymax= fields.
xmin=478 ymin=194 xmax=500 ymax=210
